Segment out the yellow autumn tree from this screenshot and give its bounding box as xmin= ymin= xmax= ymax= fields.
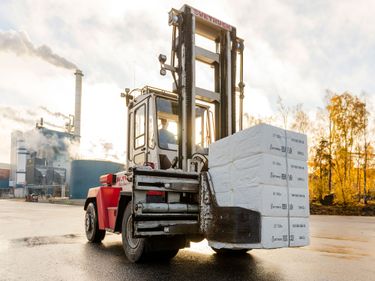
xmin=308 ymin=92 xmax=370 ymax=205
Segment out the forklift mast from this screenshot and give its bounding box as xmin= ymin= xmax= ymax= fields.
xmin=160 ymin=5 xmax=245 ymax=171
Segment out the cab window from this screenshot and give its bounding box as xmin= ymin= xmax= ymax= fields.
xmin=156 ymin=97 xmax=178 ymax=150
xmin=134 ymin=105 xmax=145 ymax=148
xmin=156 ymin=97 xmax=212 ymax=150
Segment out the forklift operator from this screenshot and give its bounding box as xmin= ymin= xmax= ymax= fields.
xmin=159 ymin=118 xmax=176 ymax=149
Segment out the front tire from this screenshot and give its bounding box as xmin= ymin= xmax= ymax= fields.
xmin=85 ymin=202 xmax=106 ymax=243
xmin=122 ymin=202 xmax=148 ymax=263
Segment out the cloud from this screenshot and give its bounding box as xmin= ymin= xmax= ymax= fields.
xmin=235 ymin=0 xmax=375 ymax=109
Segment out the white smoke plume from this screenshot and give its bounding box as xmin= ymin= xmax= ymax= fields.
xmin=39 ymin=106 xmax=69 ymax=120
xmin=0 ymin=30 xmax=77 ymax=70
xmin=0 ymin=106 xmax=36 ymax=126
xmin=24 ymin=129 xmax=63 ymax=160
xmin=0 ymin=105 xmax=67 ymax=128
xmin=72 ymin=139 xmax=121 ymax=162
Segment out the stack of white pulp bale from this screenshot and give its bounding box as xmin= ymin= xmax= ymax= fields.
xmin=208 ymin=123 xmax=309 ymax=249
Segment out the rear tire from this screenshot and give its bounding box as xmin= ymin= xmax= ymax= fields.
xmin=122 ymin=202 xmax=148 ymax=263
xmin=85 ymin=202 xmax=106 ymax=243
xmin=211 ymin=247 xmax=250 ymax=256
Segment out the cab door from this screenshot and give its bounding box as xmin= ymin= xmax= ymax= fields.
xmin=133 ymin=102 xmax=147 ymax=165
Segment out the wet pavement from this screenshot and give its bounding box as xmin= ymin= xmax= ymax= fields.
xmin=0 ymin=200 xmax=374 ymax=281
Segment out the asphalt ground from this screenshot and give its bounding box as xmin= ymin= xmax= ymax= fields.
xmin=0 ymin=200 xmax=374 ymax=281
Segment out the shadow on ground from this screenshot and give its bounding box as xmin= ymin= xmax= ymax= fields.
xmin=82 ymin=241 xmax=284 ymax=281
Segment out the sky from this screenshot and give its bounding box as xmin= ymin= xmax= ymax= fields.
xmin=0 ymin=0 xmax=374 ymax=164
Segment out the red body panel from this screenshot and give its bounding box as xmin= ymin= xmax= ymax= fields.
xmin=99 ymin=174 xmax=116 ymax=186
xmin=107 ymin=207 xmax=117 ymax=230
xmin=87 ymin=186 xmax=121 ymax=230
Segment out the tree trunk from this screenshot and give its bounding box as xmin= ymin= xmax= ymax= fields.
xmin=364 ymin=142 xmax=368 ymax=205
xmin=357 ymin=154 xmax=361 ymax=203
xmin=328 ymin=118 xmax=333 ymax=193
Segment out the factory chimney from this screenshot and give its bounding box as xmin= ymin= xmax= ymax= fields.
xmin=74 ymin=69 xmax=83 ymax=137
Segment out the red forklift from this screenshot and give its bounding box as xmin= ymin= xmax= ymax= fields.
xmin=83 ymin=5 xmax=255 ymax=263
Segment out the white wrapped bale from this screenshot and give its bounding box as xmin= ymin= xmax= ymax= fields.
xmin=213 ymin=185 xmax=288 ymax=217
xmin=207 ymin=123 xmax=310 ymax=250
xmin=289 ymin=217 xmax=310 ymax=247
xmin=215 ymin=191 xmax=234 ymax=207
xmin=208 ymin=123 xmax=308 ymax=168
xmin=288 ymin=159 xmax=309 ymax=188
xmin=232 ymin=124 xmax=308 ymax=162
xmin=231 ymin=154 xmax=308 ymax=189
xmin=233 ymin=186 xmax=288 ymax=217
xmin=208 ymin=136 xmax=233 ymax=168
xmin=289 ymin=188 xmax=310 ymax=217
xmin=261 ymin=216 xmax=289 ymax=248
xmin=208 ymin=164 xmax=232 ymax=193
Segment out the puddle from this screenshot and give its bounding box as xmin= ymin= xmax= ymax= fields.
xmin=307 ymin=244 xmax=369 ymax=259
xmin=0 ymin=240 xmax=10 ymax=252
xmin=12 ymin=234 xmax=82 ymax=247
xmin=312 ymin=234 xmax=368 ymax=243
xmin=321 ymin=253 xmax=361 ymax=260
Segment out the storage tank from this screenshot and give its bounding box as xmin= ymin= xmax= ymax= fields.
xmin=0 ymin=163 xmax=10 ymax=189
xmin=69 ymin=160 xmax=124 ymax=199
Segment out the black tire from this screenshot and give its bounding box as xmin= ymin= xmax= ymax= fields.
xmin=85 ymin=202 xmax=106 ymax=243
xmin=211 ymin=247 xmax=250 ymax=256
xmin=153 ymin=249 xmax=179 ymax=260
xmin=122 ymin=202 xmax=148 ymax=263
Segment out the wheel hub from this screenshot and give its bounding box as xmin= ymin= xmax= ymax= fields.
xmin=126 ymin=216 xmax=140 ymax=249
xmin=85 ymin=212 xmax=93 ymax=232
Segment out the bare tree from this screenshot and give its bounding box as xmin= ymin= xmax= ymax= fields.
xmin=290 ymin=104 xmax=310 ymax=134
xmin=277 ymin=96 xmax=290 ymax=130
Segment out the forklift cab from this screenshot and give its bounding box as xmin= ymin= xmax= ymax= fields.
xmin=126 ymin=86 xmax=214 ymax=170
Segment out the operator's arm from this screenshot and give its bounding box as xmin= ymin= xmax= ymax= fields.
xmin=159 ymin=129 xmax=167 ymax=149
xmin=166 ymin=131 xmax=177 ymax=144
xmin=159 ymin=129 xmax=176 ymax=149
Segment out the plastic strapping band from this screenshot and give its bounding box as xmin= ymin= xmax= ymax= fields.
xmin=284 ymin=128 xmax=291 ymax=247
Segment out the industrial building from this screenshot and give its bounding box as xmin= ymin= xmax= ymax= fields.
xmin=9 ymin=127 xmax=124 ymax=198
xmin=7 ymin=69 xmax=123 ymax=199
xmin=9 ymin=127 xmax=77 ymax=197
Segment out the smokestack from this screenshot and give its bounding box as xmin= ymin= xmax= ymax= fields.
xmin=74 ymin=69 xmax=83 ymax=137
